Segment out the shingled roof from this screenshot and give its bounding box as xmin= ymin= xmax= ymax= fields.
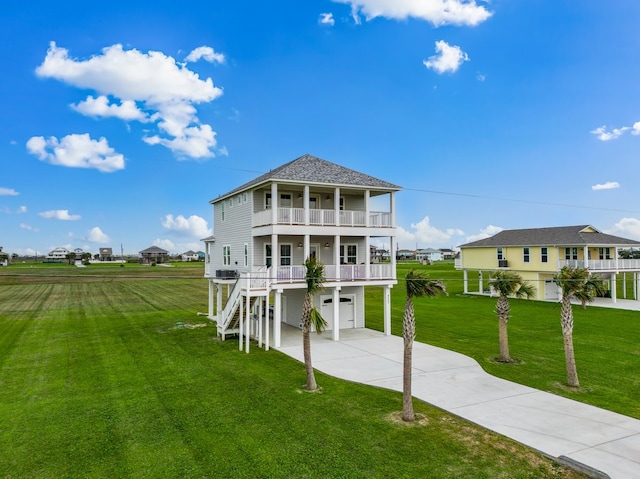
xmin=213 ymin=154 xmax=401 ymax=202
xmin=460 ymin=225 xmax=640 ymax=248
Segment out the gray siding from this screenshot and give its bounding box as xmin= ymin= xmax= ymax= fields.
xmin=211 ymin=192 xmax=254 ymax=273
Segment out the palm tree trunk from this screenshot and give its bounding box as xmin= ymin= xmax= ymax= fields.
xmin=402 ymin=297 xmax=416 ymax=422
xmin=302 ymin=292 xmax=317 ymax=391
xmin=561 ymin=296 xmax=579 ymax=387
xmin=497 ymin=295 xmax=512 ymax=362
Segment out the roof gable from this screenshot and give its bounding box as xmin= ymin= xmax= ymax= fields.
xmin=213 ymin=154 xmax=401 ymax=202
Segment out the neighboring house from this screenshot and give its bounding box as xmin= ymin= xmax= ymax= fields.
xmin=457 ymin=225 xmax=640 ymax=302
xmin=99 ymin=247 xmax=113 ymax=261
xmin=439 ymin=248 xmax=457 ymax=260
xmin=0 ymin=247 xmax=7 ymax=266
xmin=396 ymin=249 xmax=415 ymax=260
xmin=197 ymin=251 xmax=206 ymax=261
xmin=181 ymin=250 xmax=199 ymax=262
xmin=416 ymin=248 xmax=442 ymax=263
xmin=369 ymin=245 xmax=390 ymax=263
xmin=139 ymin=246 xmax=169 ymax=264
xmin=44 ymin=247 xmax=70 ymax=263
xmin=203 ymin=153 xmax=401 ymax=351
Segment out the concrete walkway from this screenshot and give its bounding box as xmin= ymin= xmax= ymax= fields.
xmin=276 ymin=327 xmax=640 ymax=479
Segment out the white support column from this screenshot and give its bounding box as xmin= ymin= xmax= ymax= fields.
xmin=383 ymin=285 xmax=391 ymax=336
xmin=304 ymin=185 xmax=310 ymax=226
xmin=365 ymin=235 xmax=371 ymax=280
xmin=478 ymin=271 xmax=483 ymax=294
xmin=583 ymin=246 xmax=589 ymax=269
xmin=611 ymin=273 xmax=617 ymax=303
xmin=272 ymin=233 xmax=279 ymax=281
xmin=334 ymin=235 xmax=341 ymax=280
xmin=216 ymin=283 xmax=223 ymax=320
xmin=239 ymin=295 xmax=244 ymax=351
xmin=334 ymin=187 xmax=341 ymax=226
xmin=390 ymin=236 xmax=396 ymax=279
xmin=208 ymin=280 xmax=215 ymax=318
xmin=623 ymin=273 xmax=627 ymax=299
xmin=271 ymin=183 xmax=278 ymax=225
xmin=245 ymin=292 xmax=251 ymax=353
xmin=303 ymin=234 xmax=310 ymax=262
xmin=463 ymin=270 xmax=468 ymax=294
xmin=390 ymin=191 xmax=396 ymax=228
xmin=332 ymin=287 xmax=340 ymax=341
xmin=274 ymin=289 xmax=282 ymax=348
xmin=615 ymin=247 xmax=619 ymax=271
xmin=364 ymin=189 xmax=370 ymax=227
xmin=636 ymin=272 xmax=639 ymax=301
xmin=257 ymin=297 xmax=263 ymax=348
xmin=265 ymin=291 xmax=270 ymax=350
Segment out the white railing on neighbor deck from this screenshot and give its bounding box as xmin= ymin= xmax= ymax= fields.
xmin=252 ymin=208 xmax=392 ymax=228
xmin=559 ymin=259 xmax=640 ymax=271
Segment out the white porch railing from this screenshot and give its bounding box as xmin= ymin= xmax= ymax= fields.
xmin=252 ymin=208 xmax=392 ymax=228
xmin=558 ymin=259 xmax=640 ymax=271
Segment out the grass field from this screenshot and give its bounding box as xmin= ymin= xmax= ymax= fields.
xmin=366 ymin=261 xmax=640 ymax=419
xmin=0 ymin=264 xmax=585 ymax=478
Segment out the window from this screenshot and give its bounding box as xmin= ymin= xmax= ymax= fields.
xmin=599 ymin=247 xmax=611 ymax=260
xmin=565 ymin=247 xmax=578 ymax=260
xmin=309 ymin=196 xmax=318 ymax=209
xmin=223 ymin=245 xmax=231 ymax=266
xmin=541 ymin=247 xmax=548 ymax=263
xmin=265 ymin=244 xmax=272 ymax=267
xmin=242 ymin=193 xmax=248 ymax=204
xmin=523 ymin=247 xmax=530 ymax=263
xmin=244 ymin=243 xmax=248 ymax=267
xmin=280 ymin=193 xmax=292 ymax=207
xmin=340 ymin=244 xmax=357 ymax=264
xmin=280 ymin=244 xmax=291 ymax=266
xmin=339 ymin=197 xmax=345 ymax=211
xmin=221 ymin=201 xmax=226 ymax=221
xmin=265 ymin=193 xmax=272 ymax=210
xmin=497 ymin=248 xmax=503 ymax=260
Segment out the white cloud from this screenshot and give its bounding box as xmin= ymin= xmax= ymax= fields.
xmin=38 ymin=209 xmax=81 ymax=221
xmin=17 ymin=206 xmax=27 ymax=213
xmin=20 ymin=223 xmax=38 ymax=232
xmin=26 ymin=133 xmax=125 ymax=173
xmin=185 ymin=46 xmax=225 ymax=64
xmin=319 ymin=12 xmax=336 ymax=25
xmin=161 ymin=214 xmax=212 ymax=238
xmin=424 ymin=40 xmax=469 ymax=74
xmin=153 ymin=238 xmax=176 ymax=253
xmin=36 ymin=42 xmax=224 ymax=159
xmin=87 ymin=226 xmax=111 ymax=243
xmin=632 ymin=121 xmax=640 ymax=135
xmin=334 ymin=0 xmax=492 ymax=27
xmin=607 ymin=218 xmax=640 ymax=241
xmin=0 ymin=187 xmax=19 ymax=196
xmin=71 ymin=95 xmax=148 ymax=121
xmin=464 ymin=224 xmax=503 ymax=244
xmin=476 ymin=72 xmax=485 ymax=82
xmin=592 ymin=181 xmax=620 ymax=191
xmin=396 ymin=216 xmax=464 ymax=248
xmin=590 ymin=125 xmax=629 ymax=141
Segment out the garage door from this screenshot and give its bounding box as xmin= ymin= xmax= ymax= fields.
xmin=320 ymin=295 xmax=355 ymax=330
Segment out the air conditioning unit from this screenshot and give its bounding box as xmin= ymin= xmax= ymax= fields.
xmin=498 ymin=260 xmax=508 ymax=268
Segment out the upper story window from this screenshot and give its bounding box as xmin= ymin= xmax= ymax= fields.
xmin=339 ymin=197 xmax=345 ymax=211
xmin=280 ymin=244 xmax=291 ymax=266
xmin=599 ymin=247 xmax=611 ymax=260
xmin=244 ymin=243 xmax=248 ymax=267
xmin=523 ymin=247 xmax=530 ymax=263
xmin=497 ymin=248 xmax=503 ymax=260
xmin=221 ymin=201 xmax=226 ymax=221
xmin=265 ymin=193 xmax=272 ymax=209
xmin=309 ymin=196 xmax=318 ymax=209
xmin=565 ymin=247 xmax=578 ymax=260
xmin=541 ymin=247 xmax=548 ymax=263
xmin=223 ymin=245 xmax=231 ymax=266
xmin=340 ymin=244 xmax=357 ymax=264
xmin=280 ymin=193 xmax=292 ymax=207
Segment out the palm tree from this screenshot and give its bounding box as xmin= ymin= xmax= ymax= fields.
xmin=554 ymin=265 xmax=597 ymax=387
xmin=402 ymin=270 xmax=447 ymax=422
xmin=574 ymin=274 xmax=607 ymax=309
xmin=301 ymin=255 xmax=328 ymax=391
xmin=489 ymin=271 xmax=535 ymax=363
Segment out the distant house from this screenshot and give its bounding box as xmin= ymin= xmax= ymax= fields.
xmin=439 ymin=248 xmax=457 ymax=260
xmin=457 ymin=224 xmax=640 ymax=302
xmin=396 ymin=249 xmax=415 ymax=260
xmin=99 ymin=247 xmax=113 ymax=261
xmin=181 ymin=250 xmax=199 ymax=262
xmin=197 ymin=251 xmax=206 ymax=261
xmin=0 ymin=246 xmax=7 ymax=266
xmin=139 ymin=246 xmax=169 ymax=264
xmin=369 ymin=245 xmax=390 ymax=263
xmin=45 ymin=247 xmax=70 ymax=263
xmin=416 ymin=248 xmax=442 ymax=263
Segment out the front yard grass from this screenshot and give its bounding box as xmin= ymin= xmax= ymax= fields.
xmin=0 ymin=275 xmax=584 ymax=478
xmin=366 ymin=261 xmax=640 ymax=419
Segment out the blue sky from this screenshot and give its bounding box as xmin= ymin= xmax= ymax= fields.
xmin=2 ymin=1 xmax=640 ymax=257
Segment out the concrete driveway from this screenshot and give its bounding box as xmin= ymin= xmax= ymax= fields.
xmin=276 ymin=327 xmax=640 ymax=479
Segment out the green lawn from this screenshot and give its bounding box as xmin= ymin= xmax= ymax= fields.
xmin=366 ymin=261 xmax=640 ymax=419
xmin=0 ymin=268 xmax=584 ymax=478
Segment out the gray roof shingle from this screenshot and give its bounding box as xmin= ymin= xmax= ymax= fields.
xmin=460 ymin=225 xmax=640 ymax=248
xmin=212 ymin=154 xmax=401 ymax=202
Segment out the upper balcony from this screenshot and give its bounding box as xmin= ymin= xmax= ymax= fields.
xmin=252 ymin=207 xmax=392 ymax=228
xmin=558 ymin=259 xmax=640 ymax=272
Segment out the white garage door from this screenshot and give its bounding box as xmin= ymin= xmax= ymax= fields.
xmin=320 ymin=294 xmax=355 ymax=330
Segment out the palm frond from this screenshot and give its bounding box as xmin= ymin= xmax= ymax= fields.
xmin=405 ymin=269 xmax=447 ymax=299
xmin=309 ymin=307 xmax=328 ymax=334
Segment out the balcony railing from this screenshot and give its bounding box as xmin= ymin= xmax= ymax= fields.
xmin=559 ymin=259 xmax=640 ymax=271
xmin=252 ymin=208 xmax=392 ymax=228
xmin=275 ymin=263 xmax=394 ymax=283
